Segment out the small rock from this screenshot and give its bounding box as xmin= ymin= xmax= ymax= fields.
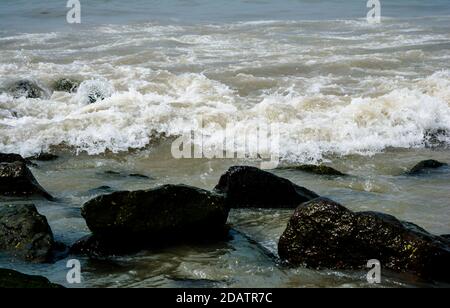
xmin=8 ymin=80 xmax=47 ymax=99
xmin=101 ymin=171 xmax=151 ymax=180
xmin=70 ymin=234 xmax=140 ymax=257
xmin=88 ymin=186 xmax=114 ymax=194
xmin=52 ymin=78 xmax=80 ymax=93
xmin=28 ymin=153 xmax=59 ymax=162
xmin=278 ymin=198 xmax=450 ymax=282
xmin=424 ymin=129 xmax=448 ymax=147
xmin=407 ymin=160 xmax=448 ymax=175
xmin=76 ymin=80 xmax=113 ymax=104
xmin=214 ymin=166 xmax=319 ymax=209
xmin=0 ymin=161 xmax=53 ymax=200
xmin=278 ymin=164 xmax=346 ymax=176
xmin=0 ymin=269 xmax=63 ymax=288
xmin=0 ymin=204 xmax=55 ymax=262
xmin=128 ymin=173 xmax=150 ymax=179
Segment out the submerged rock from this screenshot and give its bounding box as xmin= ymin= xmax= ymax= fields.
xmin=0 ymin=204 xmax=55 ymax=263
xmin=407 ymin=160 xmax=448 ymax=175
xmin=28 ymin=153 xmax=59 ymax=162
xmin=0 ymin=161 xmax=53 ymax=200
xmin=278 ymin=164 xmax=346 ymax=176
xmin=278 ymin=198 xmax=450 ymax=282
xmin=8 ymin=80 xmax=47 ymax=99
xmin=0 ymin=269 xmax=63 ymax=288
xmin=87 ymin=185 xmax=114 ymax=195
xmin=101 ymin=171 xmax=152 ymax=180
xmin=52 ymin=78 xmax=80 ymax=93
xmin=76 ymin=184 xmax=229 ymax=255
xmin=76 ymin=80 xmax=113 ymax=104
xmin=214 ymin=166 xmax=319 ymax=209
xmin=128 ymin=173 xmax=151 ymax=179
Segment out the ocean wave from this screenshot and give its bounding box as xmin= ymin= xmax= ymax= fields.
xmin=0 ymin=70 xmax=449 ymax=162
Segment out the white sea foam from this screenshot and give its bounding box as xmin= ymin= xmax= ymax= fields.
xmin=0 ymin=70 xmax=449 ymax=162
xmin=0 ymin=20 xmax=449 ymax=161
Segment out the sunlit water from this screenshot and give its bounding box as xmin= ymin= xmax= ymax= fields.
xmin=0 ymin=0 xmax=449 ymax=288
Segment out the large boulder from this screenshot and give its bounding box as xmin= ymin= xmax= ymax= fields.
xmin=407 ymin=160 xmax=448 ymax=175
xmin=75 ymin=184 xmax=230 ymax=255
xmin=0 ymin=161 xmax=53 ymax=200
xmin=0 ymin=269 xmax=63 ymax=288
xmin=0 ymin=204 xmax=55 ymax=262
xmin=277 ymin=164 xmax=346 ymax=176
xmin=214 ymin=166 xmax=319 ymax=209
xmin=8 ymin=80 xmax=47 ymax=99
xmin=278 ymin=198 xmax=450 ymax=282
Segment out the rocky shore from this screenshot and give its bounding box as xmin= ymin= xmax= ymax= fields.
xmin=0 ymin=152 xmax=449 ymax=287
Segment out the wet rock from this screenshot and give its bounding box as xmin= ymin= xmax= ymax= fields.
xmin=424 ymin=129 xmax=448 ymax=147
xmin=88 ymin=90 xmax=106 ymax=104
xmin=76 ymin=184 xmax=229 ymax=255
xmin=8 ymin=80 xmax=47 ymax=99
xmin=87 ymin=185 xmax=114 ymax=195
xmin=278 ymin=198 xmax=450 ymax=282
xmin=0 ymin=204 xmax=55 ymax=263
xmin=101 ymin=171 xmax=151 ymax=180
xmin=0 ymin=161 xmax=53 ymax=200
xmin=128 ymin=173 xmax=150 ymax=179
xmin=407 ymin=160 xmax=448 ymax=175
xmin=103 ymin=170 xmax=121 ymax=176
xmin=214 ymin=166 xmax=319 ymax=209
xmin=52 ymin=78 xmax=80 ymax=93
xmin=28 ymin=153 xmax=59 ymax=162
xmin=0 ymin=269 xmax=63 ymax=288
xmin=70 ymin=234 xmax=141 ymax=257
xmin=0 ymin=153 xmax=33 ymax=166
xmin=441 ymin=234 xmax=450 ymax=241
xmin=278 ymin=164 xmax=346 ymax=176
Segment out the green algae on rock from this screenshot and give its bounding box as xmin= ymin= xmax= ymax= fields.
xmin=278 ymin=198 xmax=450 ymax=283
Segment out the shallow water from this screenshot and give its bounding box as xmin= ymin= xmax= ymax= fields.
xmin=1 ymin=145 xmax=449 ymax=288
xmin=0 ymin=0 xmax=449 ymax=288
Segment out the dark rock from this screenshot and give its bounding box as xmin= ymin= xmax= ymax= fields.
xmin=128 ymin=173 xmax=150 ymax=179
xmin=8 ymin=80 xmax=47 ymax=99
xmin=0 ymin=204 xmax=54 ymax=262
xmin=88 ymin=89 xmax=107 ymax=104
xmin=424 ymin=129 xmax=448 ymax=147
xmin=70 ymin=234 xmax=143 ymax=257
xmin=0 ymin=269 xmax=63 ymax=288
xmin=88 ymin=186 xmax=114 ymax=195
xmin=28 ymin=153 xmax=59 ymax=162
xmin=278 ymin=164 xmax=346 ymax=176
xmin=103 ymin=170 xmax=121 ymax=176
xmin=214 ymin=166 xmax=319 ymax=209
xmin=52 ymin=78 xmax=80 ymax=93
xmin=76 ymin=184 xmax=229 ymax=255
xmin=101 ymin=171 xmax=151 ymax=180
xmin=0 ymin=153 xmax=26 ymax=163
xmin=278 ymin=198 xmax=450 ymax=282
xmin=407 ymin=160 xmax=448 ymax=175
xmin=0 ymin=153 xmax=33 ymax=166
xmin=0 ymin=161 xmax=53 ymax=200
